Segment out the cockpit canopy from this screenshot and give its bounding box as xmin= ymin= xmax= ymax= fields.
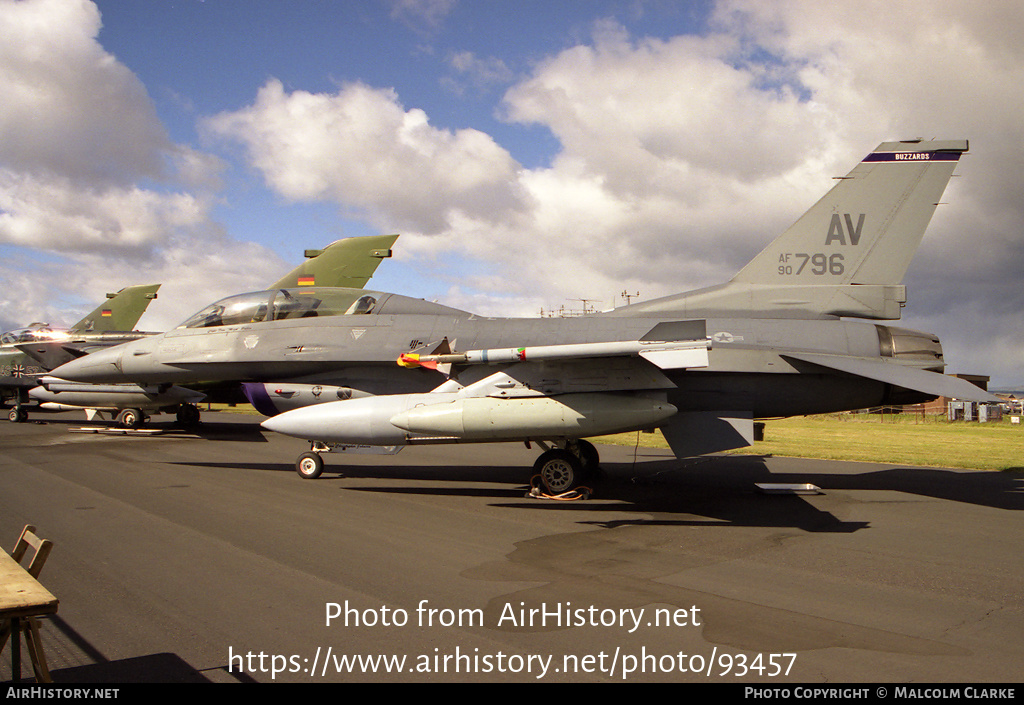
xmin=177 ymin=289 xmax=382 ymax=329
xmin=176 ymin=288 xmax=469 ymax=330
xmin=0 ymin=323 xmax=71 ymax=345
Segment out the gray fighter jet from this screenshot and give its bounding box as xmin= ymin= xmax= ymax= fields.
xmin=52 ymin=140 xmax=998 ymax=490
xmin=31 ymin=234 xmax=397 ymax=427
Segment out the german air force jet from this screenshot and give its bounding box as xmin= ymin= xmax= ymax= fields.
xmin=30 ymin=234 xmax=397 ymax=427
xmin=51 ymin=140 xmax=998 ymax=491
xmin=1 ymin=283 xmax=160 ymax=422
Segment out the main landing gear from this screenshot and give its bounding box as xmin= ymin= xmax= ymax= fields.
xmin=175 ymin=403 xmax=201 ymax=428
xmin=117 ymin=408 xmax=145 ymax=429
xmin=532 ymin=439 xmax=599 ymax=495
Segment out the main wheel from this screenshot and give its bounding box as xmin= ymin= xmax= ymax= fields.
xmin=296 ymin=452 xmax=324 ymax=479
xmin=118 ymin=408 xmax=143 ymax=428
xmin=573 ymin=439 xmax=600 ymax=474
xmin=534 ymin=449 xmax=582 ymax=494
xmin=176 ymin=404 xmax=201 ymax=427
xmin=9 ymin=408 xmax=27 ymax=423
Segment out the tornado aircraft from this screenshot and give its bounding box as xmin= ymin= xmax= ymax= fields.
xmin=51 ymin=140 xmax=997 ymax=491
xmin=1 ymin=283 xmax=160 ymax=422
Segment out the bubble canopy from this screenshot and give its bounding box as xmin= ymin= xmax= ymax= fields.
xmin=175 ymin=288 xmax=468 ymax=330
xmin=176 ymin=288 xmax=383 ymax=329
xmin=0 ymin=323 xmax=71 ymax=345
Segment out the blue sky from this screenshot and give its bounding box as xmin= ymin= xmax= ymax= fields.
xmin=2 ymin=0 xmax=1023 ymax=387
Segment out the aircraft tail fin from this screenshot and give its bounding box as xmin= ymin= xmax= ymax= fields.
xmin=270 ymin=234 xmax=398 ymax=290
xmin=733 ymin=139 xmax=968 ymax=286
xmin=72 ymin=283 xmax=161 ymax=332
xmin=610 ymin=140 xmax=967 ymax=320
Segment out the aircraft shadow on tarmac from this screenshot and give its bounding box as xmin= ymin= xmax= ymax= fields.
xmin=168 ymin=452 xmax=1023 ymax=535
xmin=57 ymin=418 xmax=269 ymax=441
xmin=18 ymin=411 xmax=269 ymax=441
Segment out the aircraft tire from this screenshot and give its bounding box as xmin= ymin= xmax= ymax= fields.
xmin=296 ymin=452 xmax=325 ymax=479
xmin=9 ymin=408 xmax=27 ymax=423
xmin=534 ymin=449 xmax=582 ymax=494
xmin=574 ymin=439 xmax=600 ymax=475
xmin=176 ymin=404 xmax=201 ymax=427
xmin=118 ymin=408 xmax=143 ymax=429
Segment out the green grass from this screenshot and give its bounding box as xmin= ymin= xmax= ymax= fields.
xmin=593 ymin=413 xmax=1024 ymax=472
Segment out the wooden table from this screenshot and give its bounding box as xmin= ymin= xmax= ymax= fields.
xmin=1 ymin=550 xmax=59 ymax=682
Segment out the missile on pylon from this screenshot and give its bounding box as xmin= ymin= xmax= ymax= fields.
xmin=397 ymin=338 xmax=710 ymax=371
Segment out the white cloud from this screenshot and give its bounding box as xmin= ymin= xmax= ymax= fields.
xmin=443 ymin=52 xmax=515 ymax=95
xmin=0 ymin=0 xmax=170 ymax=184
xmin=0 ymin=0 xmax=284 ymax=333
xmin=384 ymin=0 xmax=457 ymax=31
xmin=204 ymin=79 xmax=526 ymax=235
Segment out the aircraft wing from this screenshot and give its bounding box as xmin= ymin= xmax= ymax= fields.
xmin=269 ymin=234 xmax=398 ymax=290
xmin=16 ymin=340 xmax=90 ymax=371
xmin=782 ymin=352 xmax=1001 ymax=403
xmin=72 ymin=283 xmax=160 ymax=332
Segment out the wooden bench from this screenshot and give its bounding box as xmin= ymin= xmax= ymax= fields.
xmin=1 ymin=525 xmax=57 ymax=682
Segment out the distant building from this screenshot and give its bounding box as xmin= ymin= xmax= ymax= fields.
xmin=918 ymin=374 xmax=991 ymax=415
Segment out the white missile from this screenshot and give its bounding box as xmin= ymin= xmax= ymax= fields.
xmin=397 ymin=338 xmax=709 ymax=370
xmin=261 ymin=391 xmax=677 ymax=445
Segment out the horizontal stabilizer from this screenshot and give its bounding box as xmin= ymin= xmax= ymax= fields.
xmin=783 ymin=353 xmax=1000 ymax=403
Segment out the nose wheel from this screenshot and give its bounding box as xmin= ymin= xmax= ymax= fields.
xmin=296 ymin=452 xmax=325 ymax=479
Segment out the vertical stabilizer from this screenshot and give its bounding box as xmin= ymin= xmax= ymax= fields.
xmin=270 ymin=234 xmax=398 ymax=290
xmin=733 ymin=139 xmax=968 ymax=286
xmin=608 ymin=140 xmax=968 ymax=320
xmin=72 ymin=283 xmax=161 ymax=332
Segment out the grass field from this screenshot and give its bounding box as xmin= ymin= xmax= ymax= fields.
xmin=592 ymin=413 xmax=1024 ymax=472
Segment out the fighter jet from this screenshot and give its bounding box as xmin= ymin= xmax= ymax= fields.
xmin=1 ymin=283 xmax=161 ymax=422
xmin=51 ymin=140 xmax=998 ymax=490
xmin=31 ymin=234 xmax=398 ymax=426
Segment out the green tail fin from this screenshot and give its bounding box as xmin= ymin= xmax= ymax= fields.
xmin=72 ymin=283 xmax=161 ymax=332
xmin=270 ymin=234 xmax=398 ymax=290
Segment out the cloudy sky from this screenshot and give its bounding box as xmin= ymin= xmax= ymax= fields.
xmin=1 ymin=0 xmax=1021 ymax=387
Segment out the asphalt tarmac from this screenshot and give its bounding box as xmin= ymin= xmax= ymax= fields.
xmin=1 ymin=410 xmax=1022 ymax=683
